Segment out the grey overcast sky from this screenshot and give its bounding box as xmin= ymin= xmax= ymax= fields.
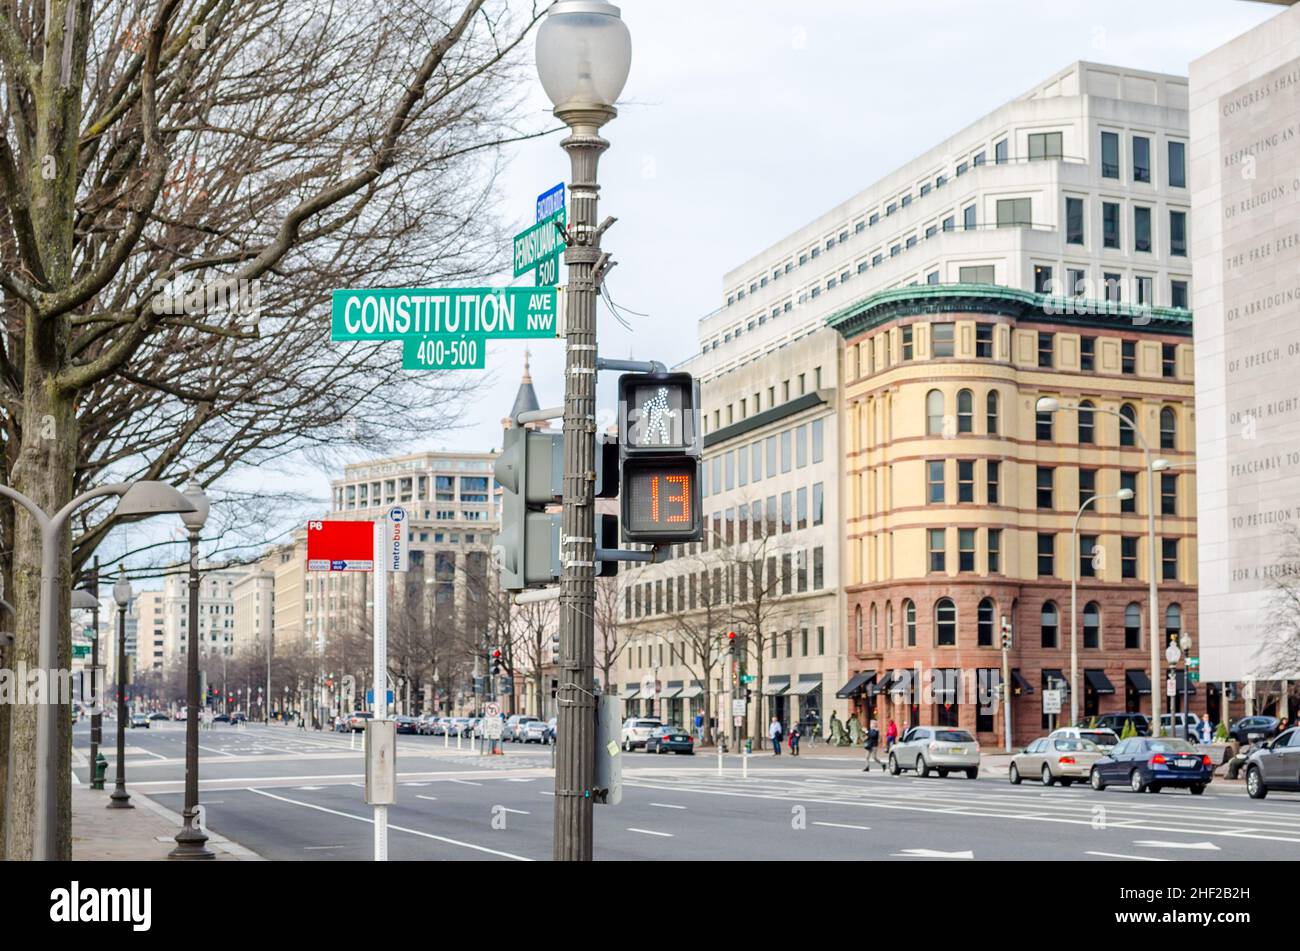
xmin=225 ymin=0 xmax=1280 ymax=540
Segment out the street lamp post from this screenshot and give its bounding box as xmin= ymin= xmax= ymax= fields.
xmin=1070 ymin=489 xmax=1134 ymax=727
xmin=1038 ymin=398 xmax=1169 ymax=730
xmin=0 ymin=480 xmax=195 ymax=859
xmin=171 ymin=478 xmax=214 ymax=859
xmin=108 ymin=571 xmax=133 ymax=810
xmin=72 ymin=583 xmax=102 ymax=788
xmin=535 ymin=0 xmax=632 ymax=862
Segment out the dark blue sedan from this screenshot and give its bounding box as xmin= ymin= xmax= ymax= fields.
xmin=644 ymin=725 xmax=694 ymax=755
xmin=1089 ymin=736 xmax=1213 ymax=795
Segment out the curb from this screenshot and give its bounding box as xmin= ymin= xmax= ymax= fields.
xmin=131 ymin=791 xmax=265 ymax=861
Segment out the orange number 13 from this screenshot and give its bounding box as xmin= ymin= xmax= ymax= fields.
xmin=650 ymin=474 xmax=691 ymax=523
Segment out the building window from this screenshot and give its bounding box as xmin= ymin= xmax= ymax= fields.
xmin=1134 ymin=206 xmax=1152 ymax=252
xmin=1041 ymin=601 xmax=1059 ymax=648
xmin=957 ymin=389 xmax=973 ymax=433
xmin=926 ymin=389 xmax=944 ymax=434
xmin=1136 ymin=275 xmax=1153 ymax=306
xmin=813 ymin=482 xmax=824 ymax=526
xmin=1101 ymin=131 xmax=1120 ymax=179
xmin=1028 ymin=131 xmax=1063 ymax=161
xmin=932 ymin=322 xmax=955 ymax=357
xmin=1161 ymin=472 xmax=1178 ymax=516
xmin=1034 ymin=265 xmax=1053 ymax=294
xmin=958 ymin=529 xmax=976 ymax=572
xmin=927 ymin=460 xmax=945 ymax=503
xmin=813 ymin=546 xmax=824 ymax=589
xmin=942 ymin=214 xmax=955 ymax=232
xmin=977 ymin=598 xmax=995 ymax=646
xmin=976 ymin=323 xmax=993 ymax=358
xmin=936 ymin=598 xmax=957 ymax=645
xmin=1103 ymin=202 xmax=1120 ymax=248
xmin=1106 ymin=272 xmax=1123 ymax=304
xmin=1066 ymin=197 xmax=1084 ymax=245
xmin=1037 ymin=533 xmax=1055 ymax=577
xmin=854 ymin=605 xmax=863 ymax=651
xmin=1080 ymin=534 xmax=1098 ymax=578
xmin=1120 ymin=472 xmax=1138 ymax=513
xmin=812 ymin=418 xmax=824 ymax=462
xmin=1078 ymin=400 xmax=1095 ymax=443
xmin=1036 ymin=406 xmax=1053 ymax=441
xmin=1119 ymin=402 xmax=1137 ymax=444
xmin=959 ymin=264 xmax=994 ymax=283
xmin=1079 ymin=467 xmax=1096 ymax=508
xmin=902 ymin=326 xmax=914 ymax=360
xmin=1168 ymin=141 xmax=1186 ymax=189
xmin=1132 ymin=135 xmax=1151 ymax=183
xmin=986 ymin=390 xmax=999 ymax=433
xmin=1037 ymin=331 xmax=1054 ymax=366
xmin=1165 ymin=603 xmax=1183 ymax=641
xmin=987 ymin=460 xmax=1000 ymax=505
xmin=958 ymin=460 xmax=975 ymax=502
xmin=1083 ymin=602 xmax=1101 ymax=649
xmin=1121 ymin=536 xmax=1139 ymax=579
xmin=988 ymin=528 xmax=1002 ymax=573
xmin=1121 ymin=342 xmax=1136 ymax=377
xmin=963 ymin=204 xmax=977 ymax=231
xmin=904 ymin=600 xmax=917 ymax=646
xmin=1160 ymin=406 xmax=1177 ymax=450
xmin=1080 ymin=336 xmax=1095 ymax=372
xmin=994 ymin=138 xmax=1008 ymax=165
xmin=1124 ymin=602 xmax=1142 ymax=649
xmin=1068 ymin=268 xmax=1087 ymax=297
xmin=1036 ymin=466 xmax=1054 ymax=509
xmin=1171 ymin=280 xmax=1188 ymax=309
xmin=928 ymin=528 xmax=946 ymax=572
xmin=996 ymin=198 xmax=1031 ymax=228
xmin=1162 ymin=539 xmax=1179 ymax=581
xmin=1170 ymin=210 xmax=1187 ymax=256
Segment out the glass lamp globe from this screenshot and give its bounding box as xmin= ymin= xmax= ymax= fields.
xmin=535 ymin=1 xmax=632 ymax=112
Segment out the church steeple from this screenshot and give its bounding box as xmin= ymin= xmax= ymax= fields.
xmin=506 ymin=349 xmax=540 ymax=427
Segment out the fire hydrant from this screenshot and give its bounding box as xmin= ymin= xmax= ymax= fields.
xmin=91 ymin=752 xmax=108 ymax=790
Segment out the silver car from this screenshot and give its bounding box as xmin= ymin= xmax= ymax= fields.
xmin=888 ymin=726 xmax=980 ymax=779
xmin=1011 ymin=736 xmax=1105 ymax=786
xmin=1048 ymin=726 xmax=1119 ymax=753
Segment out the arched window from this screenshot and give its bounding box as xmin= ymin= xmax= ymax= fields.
xmin=1041 ymin=601 xmax=1059 ymax=648
xmin=926 ymin=389 xmax=945 ymax=435
xmin=1124 ymin=602 xmax=1142 ymax=650
xmin=1077 ymin=400 xmax=1095 ymax=444
xmin=854 ymin=605 xmax=863 ymax=651
xmin=1160 ymin=407 xmax=1177 ymax=450
xmin=986 ymin=390 xmax=999 ymax=434
xmin=1083 ymin=601 xmax=1101 ymax=649
xmin=870 ymin=604 xmax=879 ymax=650
xmin=1119 ymin=403 xmax=1137 ymax=447
xmin=977 ymin=597 xmax=995 ymax=646
xmin=904 ymin=599 xmax=917 ymax=647
xmin=1165 ymin=603 xmax=1182 ymax=641
xmin=957 ymin=389 xmax=973 ymax=433
xmin=885 ymin=601 xmax=894 ymax=649
xmin=935 ymin=598 xmax=957 ymax=646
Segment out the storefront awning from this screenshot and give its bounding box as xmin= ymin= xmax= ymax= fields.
xmin=1085 ymin=670 xmax=1116 ymax=695
xmin=889 ymin=669 xmax=914 ymax=696
xmin=678 ymin=683 xmax=704 ymax=699
xmin=621 ymin=684 xmax=639 ymax=699
xmin=836 ymin=670 xmax=876 ymax=699
xmin=790 ymin=676 xmax=822 ymax=696
xmin=1043 ymin=669 xmax=1070 ymax=692
xmin=1126 ymin=670 xmax=1152 ymax=695
xmin=1011 ymin=670 xmax=1035 ymax=696
xmin=623 ymin=689 xmax=641 ymax=701
xmin=763 ymin=676 xmax=790 ymax=696
xmin=658 ymin=686 xmax=683 ymax=700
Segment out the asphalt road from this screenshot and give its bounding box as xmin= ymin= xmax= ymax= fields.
xmin=74 ymin=722 xmax=1300 ymax=861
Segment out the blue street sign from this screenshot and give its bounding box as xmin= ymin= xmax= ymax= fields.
xmin=536 ymin=183 xmax=565 ymax=223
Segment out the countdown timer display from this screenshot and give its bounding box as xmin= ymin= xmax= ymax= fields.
xmin=622 ymin=462 xmax=700 ymax=540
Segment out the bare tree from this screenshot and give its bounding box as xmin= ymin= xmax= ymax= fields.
xmin=0 ymin=0 xmax=548 ymax=857
xmin=593 ymin=573 xmax=625 ymax=700
xmin=510 ymin=597 xmax=556 ymax=718
xmin=1254 ymin=524 xmax=1300 ymax=714
xmin=667 ymin=559 xmax=729 ymax=746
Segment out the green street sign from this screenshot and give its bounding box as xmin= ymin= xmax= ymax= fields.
xmin=72 ymin=643 xmax=91 ymax=659
xmin=535 ymin=251 xmax=561 ymax=287
xmin=513 ymin=210 xmax=566 ymax=278
xmin=1189 ymin=671 xmax=1200 ymax=683
xmin=740 ymin=674 xmax=756 ymax=684
xmin=1188 ymin=656 xmax=1199 ymax=668
xmin=402 ymin=336 xmax=487 ymax=370
xmin=331 ymin=287 xmax=560 ymax=341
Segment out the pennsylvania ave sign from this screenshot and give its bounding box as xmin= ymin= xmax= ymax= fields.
xmin=331 ymin=286 xmax=560 ymax=341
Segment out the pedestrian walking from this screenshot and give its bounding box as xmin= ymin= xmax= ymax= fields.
xmin=789 ymin=724 xmax=801 ymax=756
xmin=694 ymin=711 xmax=704 ymax=744
xmin=768 ymin=715 xmax=782 ymax=755
xmin=885 ymin=717 xmax=898 ymax=751
xmin=863 ymin=719 xmax=885 ymax=771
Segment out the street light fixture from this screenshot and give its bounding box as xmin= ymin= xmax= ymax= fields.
xmin=535 ymin=0 xmax=632 ymax=863
xmin=171 ymin=478 xmax=214 ymax=860
xmin=0 ymin=479 xmax=195 ymax=859
xmin=108 ymin=570 xmax=133 ymax=810
xmin=1069 ymin=488 xmax=1134 ymax=727
xmin=1036 ymin=397 xmax=1171 ymax=730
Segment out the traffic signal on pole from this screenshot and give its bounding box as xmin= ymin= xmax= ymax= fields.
xmin=491 ymin=649 xmax=502 ymax=676
xmin=617 ymin=372 xmax=702 ymax=544
xmin=550 ymin=633 xmax=560 ymax=663
xmin=1000 ymin=617 xmax=1012 ymax=650
xmin=744 ymin=688 xmax=752 ymax=702
xmin=727 ymin=631 xmax=736 ymax=656
xmin=494 ymin=426 xmax=564 ymax=591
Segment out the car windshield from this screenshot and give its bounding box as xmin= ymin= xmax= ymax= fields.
xmin=633 ymin=720 xmax=660 ymax=729
xmin=1148 ymin=739 xmax=1197 ymax=754
xmin=1080 ymin=731 xmax=1116 ymax=744
xmin=1053 ymin=739 xmax=1097 ymax=751
xmin=935 ymin=730 xmax=974 ymax=743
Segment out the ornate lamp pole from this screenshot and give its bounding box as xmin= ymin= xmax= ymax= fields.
xmin=107 ymin=570 xmax=133 ymax=809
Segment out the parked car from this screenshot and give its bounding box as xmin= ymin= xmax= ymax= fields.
xmin=520 ymin=720 xmax=549 ymax=744
xmin=621 ymin=717 xmax=663 ymax=751
xmin=1230 ymin=715 xmax=1282 ymax=745
xmin=148 ymin=712 xmax=169 ymax=721
xmin=130 ymin=713 xmax=151 ymax=729
xmin=1049 ymin=726 xmax=1120 ymax=752
xmin=1011 ymin=736 xmax=1105 ymax=786
xmin=1243 ymin=727 xmax=1300 ymax=799
xmin=231 ymin=712 xmax=247 ymax=724
xmin=174 ymin=708 xmax=188 ymax=721
xmin=645 ymin=725 xmax=694 ymax=755
xmin=888 ymin=726 xmax=980 ymax=779
xmin=1089 ymin=736 xmax=1213 ymax=794
xmin=347 ymin=711 xmax=374 ymax=732
xmin=1158 ymin=712 xmax=1198 ymax=739
xmin=394 ymin=715 xmax=419 ymax=735
xmin=213 ymin=714 xmax=230 ymax=724
xmin=505 ymin=715 xmax=541 ymax=742
xmin=1091 ymin=713 xmax=1152 ymax=737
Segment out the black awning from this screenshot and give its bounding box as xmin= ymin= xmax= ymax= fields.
xmin=1171 ymin=670 xmax=1198 ymax=695
xmin=1042 ymin=669 xmax=1070 ymax=692
xmin=835 ymin=671 xmax=876 ymax=699
xmin=868 ymin=670 xmax=893 ymax=697
xmin=1085 ymin=670 xmax=1116 ymax=695
xmin=933 ymin=669 xmax=960 ymax=703
xmin=1011 ymin=670 xmax=1035 ymax=695
xmin=1126 ymin=670 xmax=1152 ymax=695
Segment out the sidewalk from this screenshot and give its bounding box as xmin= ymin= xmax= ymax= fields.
xmin=72 ymin=784 xmax=261 ymax=861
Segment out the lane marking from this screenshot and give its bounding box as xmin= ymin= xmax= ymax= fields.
xmin=416 ymin=795 xmax=438 ymax=802
xmin=813 ymin=821 xmax=871 ymax=831
xmin=892 ymin=848 xmax=973 ymax=859
xmin=649 ymin=803 xmax=687 ymax=810
xmin=304 ymin=845 xmax=345 ymax=851
xmin=246 ymin=788 xmax=531 ymax=861
xmin=197 ymin=744 xmax=238 ymax=757
xmin=1086 ymin=851 xmax=1168 ymax=862
xmin=448 ymin=779 xmax=482 ymax=787
xmin=1133 ymin=839 xmax=1221 ymax=851
xmin=626 ymin=828 xmax=673 ymax=838
xmin=500 ymin=808 xmax=530 ymax=815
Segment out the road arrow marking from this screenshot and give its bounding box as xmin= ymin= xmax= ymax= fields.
xmin=1133 ymin=840 xmax=1220 ymax=851
xmin=891 ymin=848 xmax=973 ymax=859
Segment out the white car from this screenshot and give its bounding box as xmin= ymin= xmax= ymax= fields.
xmin=1048 ymin=726 xmax=1120 ymax=753
xmin=620 ymin=717 xmax=662 ymax=751
xmin=520 ymin=720 xmax=549 ymax=744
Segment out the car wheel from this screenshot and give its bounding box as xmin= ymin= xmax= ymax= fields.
xmin=966 ymin=767 xmax=978 ymax=780
xmin=623 ymin=739 xmax=631 ymax=752
xmin=1189 ymin=783 xmax=1205 ymax=796
xmin=1090 ymin=767 xmax=1106 ymax=791
xmin=1041 ymin=764 xmax=1055 ymax=787
xmin=888 ymin=754 xmax=900 ymax=776
xmin=1147 ymin=784 xmax=1160 ymax=794
xmin=1246 ymin=766 xmax=1268 ymax=800
xmin=659 ymin=745 xmax=666 ymax=754
xmin=1129 ymin=769 xmax=1146 ymax=794
xmin=937 ymin=768 xmax=948 ymax=778
xmin=1009 ymin=763 xmax=1022 ymax=785
xmin=916 ymin=756 xmax=929 ymax=778
xmin=1061 ymin=779 xmax=1074 ymax=787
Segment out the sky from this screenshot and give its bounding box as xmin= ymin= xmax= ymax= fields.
xmin=113 ymin=0 xmax=1285 ymax=584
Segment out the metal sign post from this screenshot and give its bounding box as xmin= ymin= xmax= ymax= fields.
xmin=371 ymin=516 xmax=389 ymax=860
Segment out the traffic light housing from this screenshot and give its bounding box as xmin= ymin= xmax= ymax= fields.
xmin=617 ymin=372 xmax=702 ymax=544
xmin=1000 ymin=617 xmax=1013 ymax=650
xmin=550 ymin=633 xmax=560 ymax=663
xmin=494 ymin=426 xmax=564 ymax=591
xmin=490 ymin=649 xmax=502 ymax=676
xmin=727 ymin=631 xmax=736 ymax=656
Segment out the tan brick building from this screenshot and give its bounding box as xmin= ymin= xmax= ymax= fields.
xmin=830 ymin=283 xmax=1210 ymax=746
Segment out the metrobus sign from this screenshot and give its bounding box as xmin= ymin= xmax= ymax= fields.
xmin=306 ymin=520 xmax=374 ymax=571
xmin=331 ymin=287 xmax=560 ymax=341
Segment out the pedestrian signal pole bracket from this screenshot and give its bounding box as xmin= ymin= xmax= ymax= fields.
xmin=595 ymin=357 xmax=666 ymax=375
xmin=595 ymin=546 xmax=662 ymax=564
